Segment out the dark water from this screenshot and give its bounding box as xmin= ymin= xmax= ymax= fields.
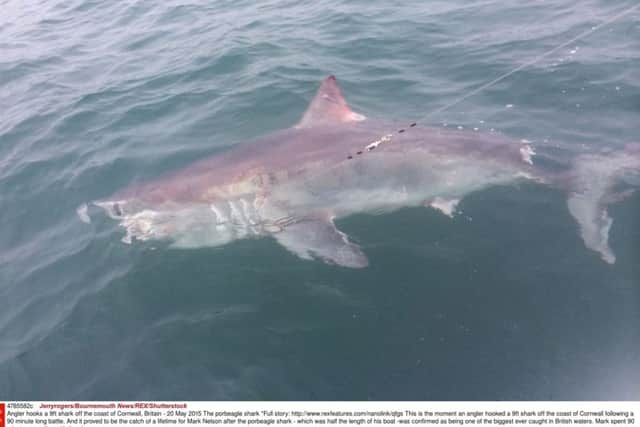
xmin=1 ymin=0 xmax=639 ymax=400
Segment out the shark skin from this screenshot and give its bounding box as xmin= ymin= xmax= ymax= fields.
xmin=79 ymin=75 xmax=640 ymax=267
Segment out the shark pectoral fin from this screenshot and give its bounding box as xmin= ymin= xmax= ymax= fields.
xmin=295 ymin=75 xmax=366 ymax=129
xmin=274 ymin=217 xmax=369 ymax=268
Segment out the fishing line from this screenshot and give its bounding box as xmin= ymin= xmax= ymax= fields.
xmin=347 ymin=2 xmax=640 ymax=158
xmin=423 ymin=2 xmax=640 ymax=120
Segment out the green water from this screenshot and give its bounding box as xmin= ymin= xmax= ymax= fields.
xmin=0 ymin=0 xmax=639 ymax=399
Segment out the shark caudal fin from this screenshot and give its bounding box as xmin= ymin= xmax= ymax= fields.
xmin=566 ymin=144 xmax=640 ymax=264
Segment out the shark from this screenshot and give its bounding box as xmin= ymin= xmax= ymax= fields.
xmin=78 ymin=75 xmax=640 ymax=267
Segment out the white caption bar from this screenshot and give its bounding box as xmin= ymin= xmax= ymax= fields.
xmin=3 ymin=402 xmax=638 ymax=426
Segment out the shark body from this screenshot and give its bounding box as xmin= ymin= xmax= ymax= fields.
xmin=80 ymin=76 xmax=639 ymax=267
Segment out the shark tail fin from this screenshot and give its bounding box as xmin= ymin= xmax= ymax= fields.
xmin=566 ymin=144 xmax=640 ymax=264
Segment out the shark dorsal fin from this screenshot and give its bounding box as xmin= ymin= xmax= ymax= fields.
xmin=296 ymin=75 xmax=366 ymax=128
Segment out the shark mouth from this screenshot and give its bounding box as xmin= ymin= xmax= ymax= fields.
xmin=118 ymin=209 xmax=173 ymax=244
xmin=78 ymin=199 xmax=284 ymax=248
xmin=78 ymin=201 xmax=173 ymax=243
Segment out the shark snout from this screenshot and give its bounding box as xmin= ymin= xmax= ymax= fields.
xmin=76 ymin=200 xmax=130 ymax=224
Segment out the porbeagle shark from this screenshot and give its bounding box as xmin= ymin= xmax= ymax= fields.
xmin=79 ymin=76 xmax=639 ymax=267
